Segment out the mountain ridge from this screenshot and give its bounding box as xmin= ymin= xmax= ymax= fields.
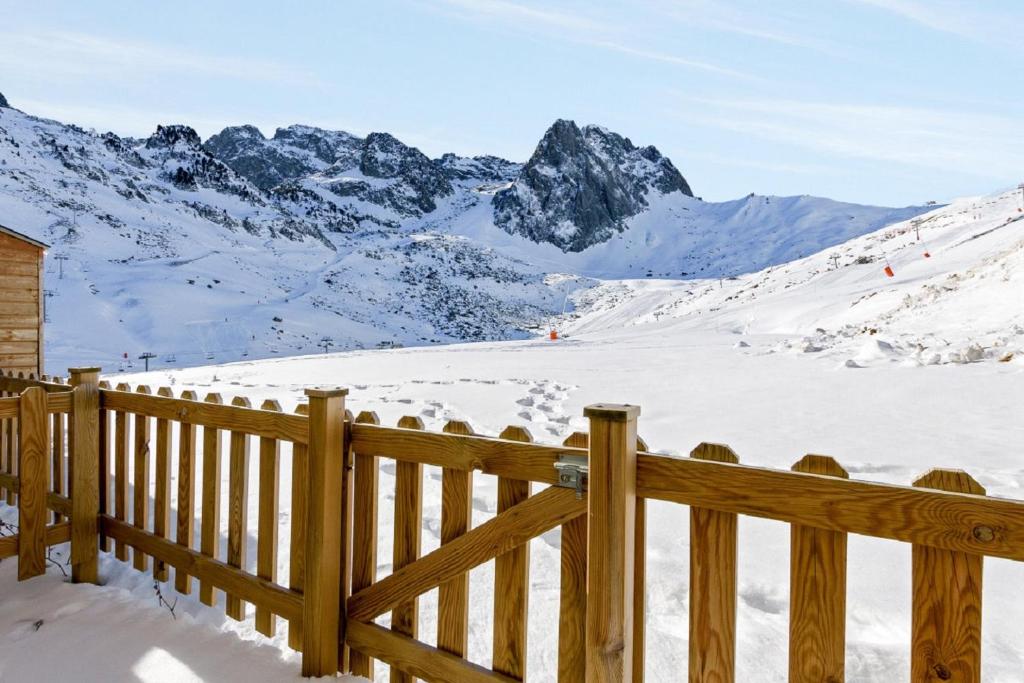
xmin=0 ymin=96 xmax=932 ymax=370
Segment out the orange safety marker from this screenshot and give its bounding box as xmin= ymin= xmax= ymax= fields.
xmin=549 ymin=329 xmax=559 ymax=340
xmin=884 ymin=264 xmax=894 ymax=277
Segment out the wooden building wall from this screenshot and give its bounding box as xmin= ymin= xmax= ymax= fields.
xmin=0 ymin=230 xmax=44 ymax=375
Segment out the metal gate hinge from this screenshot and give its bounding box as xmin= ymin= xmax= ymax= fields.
xmin=554 ymin=455 xmax=589 ymax=499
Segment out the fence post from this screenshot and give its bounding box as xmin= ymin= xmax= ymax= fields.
xmin=911 ymin=469 xmax=984 ymax=682
xmin=301 ymin=387 xmax=348 ymax=677
xmin=69 ymin=367 xmax=101 ymax=584
xmin=17 ymin=386 xmax=47 ymax=581
xmin=584 ymin=403 xmax=640 ymax=683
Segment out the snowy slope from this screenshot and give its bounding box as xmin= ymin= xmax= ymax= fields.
xmin=50 ymin=301 xmax=1020 ymax=681
xmin=556 ymin=188 xmax=1024 ymax=366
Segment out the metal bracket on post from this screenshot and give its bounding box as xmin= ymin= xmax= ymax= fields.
xmin=554 ymin=454 xmax=589 ymax=499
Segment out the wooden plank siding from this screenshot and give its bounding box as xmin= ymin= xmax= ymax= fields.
xmin=0 ymin=229 xmax=45 ymax=376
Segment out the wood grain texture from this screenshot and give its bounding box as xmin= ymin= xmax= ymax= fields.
xmin=584 ymin=404 xmax=639 ymax=683
xmin=0 ymin=521 xmax=70 ymax=560
xmin=347 ymin=619 xmax=519 ymax=683
xmin=255 ymin=399 xmax=281 ymax=637
xmin=69 ymin=369 xmax=100 ymax=584
xmin=226 ymin=396 xmax=252 ymax=621
xmin=559 ymin=431 xmax=589 ymax=683
xmin=101 ymin=515 xmax=302 ymax=622
xmin=636 ymin=453 xmax=1024 ymax=560
xmin=391 ymin=415 xmax=424 ymax=683
xmin=50 ymin=407 xmax=64 ymax=523
xmin=17 ymin=387 xmax=47 ymax=580
xmin=6 ymin=399 xmax=17 ymax=506
xmin=100 ymin=388 xmax=308 ymax=443
xmin=1 ymin=395 xmax=8 ymax=502
xmin=351 ymin=422 xmax=576 ymax=485
xmin=350 ymin=410 xmax=381 ymax=679
xmin=174 ymin=389 xmax=198 ymax=594
xmin=98 ymin=381 xmax=111 ymax=552
xmin=789 ymin=455 xmax=848 ymax=683
xmin=288 ymin=403 xmax=309 ymax=652
xmin=492 ymin=425 xmax=532 ymax=679
xmin=301 ymin=388 xmax=347 ymax=677
xmin=438 ymin=419 xmax=475 ymax=658
xmin=152 ymin=387 xmax=174 ymax=582
xmin=132 ymin=386 xmax=152 ymax=571
xmin=633 ymin=496 xmax=646 ymax=683
xmin=911 ymin=470 xmax=985 ymax=683
xmin=689 ymin=443 xmax=738 ymax=683
xmin=113 ymin=383 xmax=131 ymax=561
xmin=350 ymin=485 xmax=586 ymax=623
xmin=199 ymin=393 xmax=223 ymax=606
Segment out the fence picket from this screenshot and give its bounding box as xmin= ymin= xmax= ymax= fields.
xmin=50 ymin=402 xmax=64 ymax=523
xmin=789 ymin=455 xmax=848 ymax=683
xmin=350 ymin=410 xmax=381 ymax=678
xmin=438 ymin=419 xmax=474 ymax=658
xmin=226 ymin=395 xmax=252 ymax=620
xmin=174 ymin=390 xmax=198 ymax=594
xmin=0 ymin=388 xmax=8 ymax=503
xmin=98 ymin=380 xmax=111 ymax=552
xmin=113 ymin=382 xmax=131 ymax=561
xmin=301 ymin=388 xmax=348 ymax=677
xmin=492 ymin=425 xmax=532 ymax=679
xmin=584 ymin=404 xmax=639 ymax=682
xmin=69 ymin=368 xmax=100 ymax=584
xmin=5 ymin=391 xmax=17 ymax=506
xmin=559 ymin=431 xmax=588 ymax=683
xmin=392 ymin=415 xmax=425 ymax=683
xmin=689 ymin=442 xmax=739 ymax=683
xmin=911 ymin=469 xmax=984 ymax=682
xmin=199 ymin=392 xmax=223 ymax=606
xmin=289 ymin=402 xmax=310 ymax=652
xmin=133 ymin=386 xmax=152 ymax=572
xmin=153 ymin=387 xmax=174 ymax=582
xmin=17 ymin=386 xmax=47 ymax=580
xmin=255 ymin=399 xmax=282 ymax=637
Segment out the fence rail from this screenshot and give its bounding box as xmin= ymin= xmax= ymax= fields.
xmin=0 ymin=366 xmax=1021 ymax=682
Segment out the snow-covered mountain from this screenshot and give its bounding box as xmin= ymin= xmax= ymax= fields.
xmin=0 ymin=90 xmax=932 ymax=371
xmin=556 ymin=188 xmax=1024 ymax=366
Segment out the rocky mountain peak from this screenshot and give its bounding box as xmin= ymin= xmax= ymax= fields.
xmin=350 ymin=132 xmax=454 ymax=214
xmin=493 ymin=118 xmax=693 ymax=252
xmin=436 ymin=153 xmax=521 ymax=183
xmin=145 ymin=124 xmax=203 ymax=151
xmin=272 ymin=125 xmax=361 ymax=165
xmin=0 ymin=92 xmax=9 ymax=109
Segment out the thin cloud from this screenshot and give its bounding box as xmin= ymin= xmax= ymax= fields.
xmin=426 ymin=0 xmax=752 ymax=79
xmin=0 ymin=30 xmax=323 ymax=87
xmin=643 ymin=0 xmax=839 ymax=53
xmin=849 ymin=0 xmax=1024 ymax=46
xmin=434 ymin=0 xmax=606 ymax=33
xmin=583 ymin=40 xmax=753 ymax=79
xmin=675 ymin=96 xmax=1024 ymax=180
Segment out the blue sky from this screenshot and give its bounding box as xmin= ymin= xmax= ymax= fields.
xmin=2 ymin=0 xmax=1022 ymax=205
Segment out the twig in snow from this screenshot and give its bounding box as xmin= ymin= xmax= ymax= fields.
xmin=46 ymin=548 xmax=68 ymax=577
xmin=154 ymin=580 xmax=178 ymax=619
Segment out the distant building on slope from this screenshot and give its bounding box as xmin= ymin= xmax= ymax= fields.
xmin=0 ymin=224 xmax=48 ymax=375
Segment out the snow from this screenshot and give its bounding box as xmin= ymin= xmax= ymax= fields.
xmin=4 ymin=186 xmax=1019 ymax=679
xmin=2 ymin=101 xmax=1021 ymax=680
xmin=0 ymin=539 xmax=364 ymax=681
xmin=0 ymin=104 xmax=933 ymax=375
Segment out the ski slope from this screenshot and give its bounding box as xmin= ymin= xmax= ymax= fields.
xmin=557 ymin=188 xmax=1024 ymax=367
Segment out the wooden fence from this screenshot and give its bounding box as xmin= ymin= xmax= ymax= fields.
xmin=1 ymin=367 xmax=1022 ymax=682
